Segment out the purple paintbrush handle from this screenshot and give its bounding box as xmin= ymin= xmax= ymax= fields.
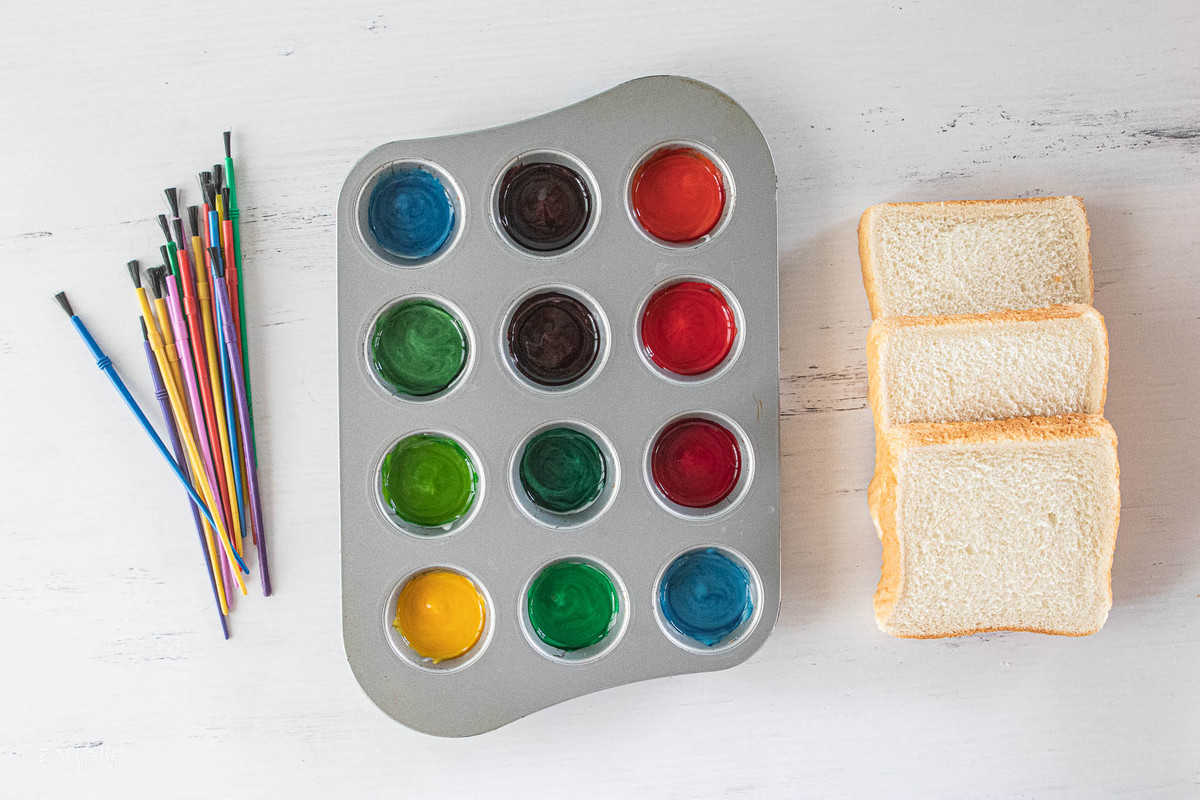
xmin=143 ymin=339 xmax=229 ymax=638
xmin=213 ymin=277 xmax=271 ymax=595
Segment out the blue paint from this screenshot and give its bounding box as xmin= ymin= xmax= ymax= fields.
xmin=367 ymin=167 xmax=455 ymax=260
xmin=659 ymin=548 xmax=753 ymax=646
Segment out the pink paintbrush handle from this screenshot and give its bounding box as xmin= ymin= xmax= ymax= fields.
xmin=164 ymin=278 xmax=229 ymax=536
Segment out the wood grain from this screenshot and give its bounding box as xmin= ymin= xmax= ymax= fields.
xmin=2 ymin=0 xmax=1198 ymax=796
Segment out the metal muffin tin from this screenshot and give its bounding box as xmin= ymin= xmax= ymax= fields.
xmin=338 ymin=75 xmax=780 ymax=736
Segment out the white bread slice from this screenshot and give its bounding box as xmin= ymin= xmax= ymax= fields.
xmin=873 ymin=415 xmax=1119 ymax=638
xmin=859 ymin=197 xmax=1093 ymax=318
xmin=868 ymin=304 xmax=1108 ymax=427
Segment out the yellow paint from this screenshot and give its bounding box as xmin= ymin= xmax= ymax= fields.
xmin=393 ymin=571 xmax=486 ymax=663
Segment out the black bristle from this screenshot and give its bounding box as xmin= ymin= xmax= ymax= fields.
xmin=157 ymin=214 xmax=173 ymax=244
xmin=139 ymin=317 xmax=149 ymax=340
xmin=126 ymin=260 xmax=142 ymax=288
xmin=223 ymin=130 xmax=232 ymax=159
xmin=164 ymin=187 xmax=180 ymax=218
xmin=212 ymin=163 xmax=224 ymax=192
xmin=159 ymin=244 xmax=171 ymax=270
xmin=187 ymin=205 xmax=200 ymax=237
xmin=171 ymin=219 xmax=187 ymax=258
xmin=146 ymin=267 xmax=163 ymax=299
xmin=197 ymin=171 xmax=210 ymax=200
xmin=54 ymin=291 xmax=74 ymax=316
xmin=222 ymin=187 xmax=230 ymax=211
xmin=208 ymin=246 xmax=225 ymax=277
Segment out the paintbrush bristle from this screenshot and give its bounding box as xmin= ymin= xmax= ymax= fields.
xmin=164 ymin=187 xmax=180 ymax=218
xmin=208 ymin=246 xmax=225 ymax=278
xmin=127 ymin=260 xmax=142 ymax=288
xmin=171 ymin=218 xmax=187 ymax=257
xmin=187 ymin=205 xmax=200 ymax=237
xmin=54 ymin=291 xmax=74 ymax=316
xmin=157 ymin=214 xmax=173 ymax=243
xmin=159 ymin=244 xmax=170 ymax=267
xmin=223 ymin=130 xmax=231 ymax=159
xmin=222 ymin=187 xmax=230 ymax=210
xmin=146 ymin=266 xmax=164 ymax=299
xmin=139 ymin=317 xmax=149 ymax=340
xmin=212 ymin=163 xmax=224 ymax=192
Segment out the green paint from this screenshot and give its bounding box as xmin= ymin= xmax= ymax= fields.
xmin=370 ymin=300 xmax=468 ymax=397
xmin=527 ymin=561 xmax=618 ymax=651
xmin=519 ymin=428 xmax=605 ymax=514
xmin=380 ymin=434 xmax=477 ymax=529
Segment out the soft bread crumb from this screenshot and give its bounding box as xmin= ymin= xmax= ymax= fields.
xmin=859 ymin=196 xmax=1093 ymax=318
xmin=873 ymin=415 xmax=1119 ymax=638
xmin=868 ymin=304 xmax=1108 ymax=426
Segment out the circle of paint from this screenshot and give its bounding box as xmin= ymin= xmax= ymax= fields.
xmin=527 ymin=561 xmax=618 ymax=651
xmin=630 ymin=147 xmax=726 ymax=243
xmin=370 ymin=300 xmax=468 ymax=397
xmin=519 ymin=428 xmax=606 ymax=514
xmin=393 ymin=570 xmax=486 ymax=662
xmin=659 ymin=548 xmax=753 ymax=647
xmin=640 ymin=281 xmax=737 ymax=375
xmin=651 ymin=418 xmax=741 ymax=508
xmin=506 ymin=292 xmax=600 ymax=386
xmin=380 ymin=434 xmax=478 ymax=528
xmin=367 ymin=167 xmax=455 ymax=260
xmin=497 ymin=162 xmax=592 ymax=252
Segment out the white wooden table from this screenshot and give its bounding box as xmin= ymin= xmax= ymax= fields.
xmin=3 ymin=1 xmax=1197 ymax=796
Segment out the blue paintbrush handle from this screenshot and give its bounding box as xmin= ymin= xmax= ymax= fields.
xmin=69 ymin=315 xmax=220 ymax=532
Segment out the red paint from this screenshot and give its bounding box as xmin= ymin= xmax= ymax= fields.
xmin=630 ymin=147 xmax=725 ymax=243
xmin=641 ymin=281 xmax=736 ymax=375
xmin=651 ymin=418 xmax=741 ymax=508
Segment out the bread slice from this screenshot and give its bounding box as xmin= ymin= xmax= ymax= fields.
xmin=872 ymin=415 xmax=1119 ymax=638
xmin=868 ymin=304 xmax=1108 ymax=427
xmin=859 ymin=196 xmax=1093 ymax=318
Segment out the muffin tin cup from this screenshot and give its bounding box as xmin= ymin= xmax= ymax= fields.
xmin=383 ymin=565 xmax=496 ymax=673
xmin=489 ymin=149 xmax=602 ymax=259
xmin=362 ymin=294 xmax=477 ymax=404
xmin=508 ymin=420 xmax=621 ymax=530
xmin=652 ymin=545 xmax=763 ymax=655
xmin=642 ymin=410 xmax=756 ymax=521
xmin=372 ymin=430 xmax=486 ymax=539
xmin=355 ymin=159 xmax=466 ymax=268
xmin=498 ymin=284 xmax=612 ymax=395
xmin=518 ymin=555 xmax=631 ymax=665
xmin=624 ymin=139 xmax=737 ymax=250
xmin=339 ymin=75 xmax=779 ymax=737
xmin=634 ymin=275 xmax=747 ymax=386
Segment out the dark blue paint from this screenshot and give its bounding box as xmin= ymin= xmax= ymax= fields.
xmin=659 ymin=548 xmax=753 ymax=646
xmin=368 ymin=167 xmax=455 ymax=260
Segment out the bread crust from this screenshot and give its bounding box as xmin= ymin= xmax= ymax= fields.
xmin=872 ymin=415 xmax=1120 ymax=638
xmin=857 ymin=196 xmax=1093 ymax=319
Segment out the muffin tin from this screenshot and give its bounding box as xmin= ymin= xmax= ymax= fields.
xmin=338 ymin=75 xmax=780 ymax=736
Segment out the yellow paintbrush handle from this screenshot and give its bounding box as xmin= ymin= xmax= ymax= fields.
xmin=136 ymin=288 xmax=247 ymax=595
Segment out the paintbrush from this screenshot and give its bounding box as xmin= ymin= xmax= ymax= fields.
xmin=208 ymin=244 xmax=271 ymax=595
xmin=54 ymin=291 xmax=221 ymax=531
xmin=125 ymin=262 xmax=249 ymax=585
xmin=140 ymin=318 xmax=231 ymax=632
